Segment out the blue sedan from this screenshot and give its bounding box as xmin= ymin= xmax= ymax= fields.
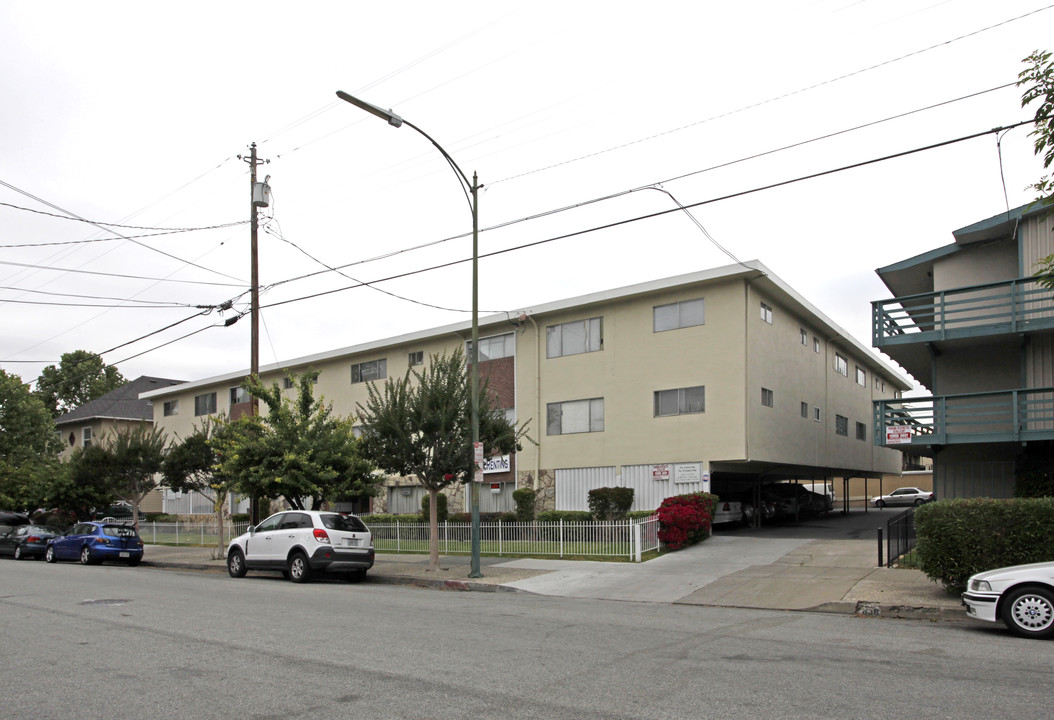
xmin=45 ymin=522 xmax=144 ymax=566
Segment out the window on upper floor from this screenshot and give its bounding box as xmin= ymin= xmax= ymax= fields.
xmin=163 ymin=400 xmax=178 ymax=417
xmin=654 ymin=386 xmax=705 ymax=417
xmin=82 ymin=427 xmax=93 ymax=448
xmin=547 ymin=398 xmax=604 ymax=435
xmin=653 ymin=298 xmax=705 ymax=332
xmin=468 ymin=333 xmax=514 ymax=362
xmin=814 ymin=406 xmax=821 ymax=422
xmin=761 ymin=388 xmax=774 ymax=407
xmin=874 ymin=376 xmax=885 ymax=392
xmin=834 ymin=353 xmax=848 ymax=376
xmin=760 ymin=302 xmax=773 ymax=324
xmin=856 ymin=422 xmax=867 ymax=441
xmin=835 ymin=414 xmax=848 ymax=436
xmin=548 ymin=317 xmax=603 ymax=358
xmin=856 ymin=366 xmax=866 ymax=387
xmin=800 ymin=328 xmax=808 ymax=345
xmin=409 ymin=351 xmax=424 ymax=367
xmin=194 ymin=392 xmax=217 ymax=416
xmin=230 ymin=386 xmax=250 ymax=405
xmin=813 ymin=337 xmax=821 ymax=353
xmin=351 ymin=359 xmax=387 ymax=384
xmin=801 ymin=401 xmax=809 ymax=419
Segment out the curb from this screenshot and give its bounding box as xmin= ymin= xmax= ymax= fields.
xmin=142 ymin=559 xmax=533 ymax=594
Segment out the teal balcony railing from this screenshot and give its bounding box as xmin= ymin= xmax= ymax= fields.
xmin=873 ymin=277 xmax=1054 ymax=347
xmin=874 ymin=388 xmax=1054 ymax=447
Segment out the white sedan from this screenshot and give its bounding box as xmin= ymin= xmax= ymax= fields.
xmin=868 ymin=487 xmax=934 ymax=508
xmin=961 ymin=561 xmax=1054 ymax=638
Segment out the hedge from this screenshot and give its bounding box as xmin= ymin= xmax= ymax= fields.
xmin=915 ymin=497 xmax=1054 ymax=592
xmin=587 ymin=487 xmax=635 ymax=520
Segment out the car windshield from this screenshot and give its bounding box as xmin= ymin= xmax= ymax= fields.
xmin=321 ymin=513 xmax=368 ymax=532
xmin=103 ymin=525 xmax=139 ymax=538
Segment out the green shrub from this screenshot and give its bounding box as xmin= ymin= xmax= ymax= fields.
xmin=628 ymin=510 xmax=656 ymax=520
xmin=420 ymin=492 xmax=448 ymax=522
xmin=448 ymin=512 xmax=517 ymax=523
xmin=513 ymin=488 xmax=536 ymax=521
xmin=588 ymin=487 xmax=635 ymax=520
xmin=231 ymin=513 xmax=250 ymax=524
xmin=359 ymin=513 xmax=420 ymax=524
xmin=537 ymin=510 xmax=594 ymax=523
xmin=915 ymin=498 xmax=1054 ymax=591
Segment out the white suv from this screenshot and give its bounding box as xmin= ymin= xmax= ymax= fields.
xmin=227 ymin=510 xmax=374 ymax=583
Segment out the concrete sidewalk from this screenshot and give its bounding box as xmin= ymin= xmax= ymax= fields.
xmin=141 ymin=533 xmax=965 ymax=621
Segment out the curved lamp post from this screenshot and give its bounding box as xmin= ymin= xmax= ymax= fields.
xmin=336 ymin=90 xmax=484 ymax=578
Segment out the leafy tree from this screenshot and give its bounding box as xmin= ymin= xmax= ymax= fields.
xmin=1019 ymin=51 xmax=1054 ymax=285
xmin=356 ymin=348 xmax=529 ymax=570
xmin=1019 ymin=50 xmax=1054 ymax=209
xmin=212 ymin=373 xmax=379 ymax=512
xmin=162 ymin=418 xmax=233 ymax=558
xmin=0 ymin=369 xmax=62 ymax=510
xmin=66 ymin=425 xmax=166 ymax=529
xmin=34 ymin=350 xmax=125 ymax=417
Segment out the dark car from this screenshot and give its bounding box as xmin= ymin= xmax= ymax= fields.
xmin=0 ymin=511 xmax=31 ymax=531
xmin=45 ymin=522 xmax=144 ymax=566
xmin=0 ymin=524 xmax=65 ymax=560
xmin=90 ymin=503 xmax=144 ymax=523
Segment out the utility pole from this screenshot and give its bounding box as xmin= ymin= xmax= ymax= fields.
xmin=239 ymin=142 xmax=269 ymax=524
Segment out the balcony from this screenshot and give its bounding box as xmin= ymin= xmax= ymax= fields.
xmin=873 ymin=276 xmax=1054 ymax=349
xmin=874 ymin=388 xmax=1054 ymax=448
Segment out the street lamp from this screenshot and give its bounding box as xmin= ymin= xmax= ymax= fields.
xmin=336 ymin=90 xmax=484 ymax=578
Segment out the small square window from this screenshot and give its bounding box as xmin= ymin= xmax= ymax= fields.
xmin=856 ymin=422 xmax=867 ymax=441
xmin=194 ymin=392 xmax=217 ymax=416
xmin=409 ymin=351 xmax=424 ymax=367
xmin=163 ymin=400 xmax=179 ymax=417
xmin=761 ymin=388 xmax=774 ymax=407
xmin=229 ymin=386 xmax=250 ymax=405
xmin=835 ymin=414 xmax=848 ymax=436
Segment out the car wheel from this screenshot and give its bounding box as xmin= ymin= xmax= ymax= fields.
xmin=875 ymin=499 xmax=886 ymax=508
xmin=80 ymin=546 xmax=93 ymax=565
xmin=14 ymin=545 xmax=24 ymax=561
xmin=287 ymin=552 xmax=311 ymax=583
xmin=914 ymin=498 xmax=924 ymax=506
xmin=227 ymin=548 xmax=247 ymax=578
xmin=1001 ymin=586 xmax=1054 ymax=639
xmin=45 ymin=546 xmax=56 ymax=563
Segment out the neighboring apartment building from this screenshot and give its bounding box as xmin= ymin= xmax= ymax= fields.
xmin=872 ymin=203 xmax=1054 ymax=499
xmin=55 ymin=375 xmax=184 ymax=512
xmin=143 ymin=261 xmax=909 ymax=515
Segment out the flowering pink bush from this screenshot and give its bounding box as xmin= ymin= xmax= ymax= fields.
xmin=657 ymin=493 xmax=716 ymax=550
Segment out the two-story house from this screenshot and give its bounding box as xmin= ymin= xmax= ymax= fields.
xmin=143 ymin=261 xmax=909 ymax=515
xmin=872 ymin=204 xmax=1054 ymax=498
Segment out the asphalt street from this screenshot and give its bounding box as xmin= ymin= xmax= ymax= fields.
xmin=1 ymin=555 xmax=1050 ymax=720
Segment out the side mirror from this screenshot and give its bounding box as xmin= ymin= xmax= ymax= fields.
xmin=247 ymin=525 xmax=256 ymax=536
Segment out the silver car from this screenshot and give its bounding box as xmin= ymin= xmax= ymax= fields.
xmin=869 ymin=487 xmax=934 ymax=508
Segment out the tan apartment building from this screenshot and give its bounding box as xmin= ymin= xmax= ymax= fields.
xmin=873 ymin=204 xmax=1054 ymax=499
xmin=143 ymin=261 xmax=909 ymax=515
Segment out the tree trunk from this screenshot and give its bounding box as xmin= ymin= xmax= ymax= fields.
xmin=428 ymin=486 xmax=439 ymax=571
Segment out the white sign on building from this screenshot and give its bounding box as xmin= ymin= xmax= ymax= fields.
xmin=885 ymin=426 xmax=912 ymax=445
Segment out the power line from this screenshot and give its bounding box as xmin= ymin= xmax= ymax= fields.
xmin=0 ymin=259 xmax=246 ymax=287
xmin=263 ymin=83 xmax=1016 ymax=294
xmin=487 ymin=4 xmax=1054 ymax=187
xmin=0 ymin=179 xmax=245 ymax=283
xmin=0 ymin=199 xmax=247 ymax=233
xmin=258 ymin=120 xmax=1034 ymax=312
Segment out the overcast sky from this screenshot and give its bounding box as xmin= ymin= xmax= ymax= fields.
xmin=2 ymin=1 xmax=1051 ymax=392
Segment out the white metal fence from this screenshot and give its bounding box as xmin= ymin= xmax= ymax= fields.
xmin=138 ymin=516 xmax=662 ymax=562
xmin=370 ymin=516 xmax=660 ymax=562
xmin=139 ymin=521 xmax=250 ymax=547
